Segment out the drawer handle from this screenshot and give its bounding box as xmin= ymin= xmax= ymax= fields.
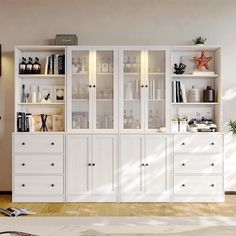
xmin=51 ymin=142 xmax=55 ymax=146
xmin=51 ymin=184 xmax=54 ymax=187
xmin=51 ymin=163 xmax=55 ymax=166
xmin=182 ymin=163 xmax=185 ymax=166
xmin=181 ymin=142 xmax=186 ymax=146
xmin=181 ymin=184 xmax=185 ymax=187
xmin=211 ymin=142 xmax=215 ymax=146
xmin=21 ymin=163 xmax=25 ymax=166
xmin=22 ymin=184 xmax=25 ymax=187
xmin=145 ymin=163 xmax=149 ymax=166
xmin=22 ymin=142 xmax=25 ymax=146
xmin=92 ymin=163 xmax=95 ymax=166
xmin=211 ymin=184 xmax=215 ymax=187
xmin=211 ymin=163 xmax=215 ymax=166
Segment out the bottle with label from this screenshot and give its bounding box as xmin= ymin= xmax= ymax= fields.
xmin=32 ymin=57 xmax=41 ymax=74
xmin=26 ymin=57 xmax=33 ymax=74
xmin=101 ymin=58 xmax=109 ymax=73
xmin=19 ymin=57 xmax=27 ymax=74
xmin=131 ymin=57 xmax=137 ymax=73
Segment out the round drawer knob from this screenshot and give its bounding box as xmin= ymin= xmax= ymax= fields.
xmin=182 ymin=163 xmax=185 ymax=166
xmin=211 ymin=163 xmax=215 ymax=166
xmin=51 ymin=163 xmax=55 ymax=166
xmin=22 ymin=163 xmax=25 ymax=166
xmin=89 ymin=85 xmax=92 ymax=88
xmin=145 ymin=85 xmax=148 ymax=88
xmin=141 ymin=163 xmax=145 ymax=166
xmin=211 ymin=184 xmax=215 ymax=187
xmin=88 ymin=163 xmax=91 ymax=166
xmin=181 ymin=142 xmax=186 ymax=146
xmin=92 ymin=163 xmax=95 ymax=166
xmin=51 ymin=142 xmax=55 ymax=146
xmin=51 ymin=184 xmax=54 ymax=187
xmin=22 ymin=184 xmax=25 ymax=187
xmin=93 ymin=85 xmax=96 ymax=88
xmin=22 ymin=142 xmax=25 ymax=146
xmin=145 ymin=163 xmax=149 ymax=166
xmin=141 ymin=85 xmax=144 ymax=88
xmin=211 ymin=142 xmax=215 ymax=145
xmin=182 ymin=184 xmax=185 ymax=187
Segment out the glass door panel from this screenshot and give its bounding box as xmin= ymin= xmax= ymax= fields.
xmin=95 ymin=50 xmax=114 ymax=129
xmin=147 ymin=50 xmax=165 ymax=129
xmin=71 ymin=50 xmax=90 ymax=130
xmin=123 ymin=50 xmax=142 ymax=129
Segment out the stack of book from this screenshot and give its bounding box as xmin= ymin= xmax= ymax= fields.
xmin=45 ymin=54 xmax=65 ymax=75
xmin=172 ymin=80 xmax=187 ymax=103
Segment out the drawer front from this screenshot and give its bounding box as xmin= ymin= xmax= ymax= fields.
xmin=14 ymin=134 xmax=64 ymax=153
xmin=174 ymin=135 xmax=222 ymax=153
xmin=14 ymin=176 xmax=63 ymax=195
xmin=14 ymin=155 xmax=64 ymax=174
xmin=174 ymin=154 xmax=223 ymax=174
xmin=174 ymin=176 xmax=223 ymax=195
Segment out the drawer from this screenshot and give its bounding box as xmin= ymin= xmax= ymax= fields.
xmin=14 ymin=176 xmax=63 ymax=195
xmin=174 ymin=154 xmax=223 ymax=174
xmin=174 ymin=135 xmax=222 ymax=153
xmin=14 ymin=134 xmax=64 ymax=153
xmin=174 ymin=176 xmax=223 ymax=195
xmin=14 ymin=155 xmax=64 ymax=174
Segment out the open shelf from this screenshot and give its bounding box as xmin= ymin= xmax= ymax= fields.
xmin=18 ymin=102 xmax=64 ymax=106
xmin=171 ymin=74 xmax=219 ymax=78
xmin=17 ymin=74 xmax=65 ymax=79
xmin=171 ymin=102 xmax=219 ymax=105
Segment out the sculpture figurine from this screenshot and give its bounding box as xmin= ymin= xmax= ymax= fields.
xmin=193 ymin=51 xmax=213 ymax=70
xmin=173 ymin=63 xmax=186 ymax=74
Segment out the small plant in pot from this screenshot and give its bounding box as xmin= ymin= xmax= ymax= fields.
xmin=193 ymin=36 xmax=207 ymax=46
xmin=228 ymin=120 xmax=236 ymax=135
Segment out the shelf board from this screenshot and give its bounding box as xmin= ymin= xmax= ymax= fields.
xmin=96 ymin=99 xmax=113 ymax=102
xmin=18 ymin=102 xmax=64 ymax=105
xmin=171 ymin=102 xmax=219 ymax=105
xmin=124 ymin=99 xmax=141 ymax=102
xmin=72 ymin=99 xmax=89 ymax=102
xmin=148 ymin=72 xmax=165 ymax=75
xmin=149 ymin=99 xmax=165 ymax=102
xmin=16 ymin=45 xmax=66 ymax=52
xmin=17 ymin=74 xmax=65 ymax=79
xmin=97 ymin=72 xmax=113 ymax=75
xmin=171 ymin=74 xmax=219 ymax=78
xmin=124 ymin=73 xmax=140 ymax=75
xmin=72 ymin=72 xmax=88 ymax=75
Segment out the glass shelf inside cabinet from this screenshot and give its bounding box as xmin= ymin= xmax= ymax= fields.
xmin=71 ymin=50 xmax=90 ymax=130
xmin=148 ymin=51 xmax=165 ymax=129
xmin=96 ymin=50 xmax=114 ymax=129
xmin=123 ymin=51 xmax=141 ymax=129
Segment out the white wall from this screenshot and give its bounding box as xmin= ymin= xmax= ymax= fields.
xmin=1 ymin=0 xmax=236 ymax=191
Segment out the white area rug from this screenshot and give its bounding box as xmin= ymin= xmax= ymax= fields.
xmin=0 ymin=217 xmax=236 ymax=235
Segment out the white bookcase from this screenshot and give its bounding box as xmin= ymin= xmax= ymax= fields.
xmin=12 ymin=45 xmax=224 ymax=203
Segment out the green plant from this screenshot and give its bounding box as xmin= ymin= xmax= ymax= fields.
xmin=228 ymin=120 xmax=236 ymax=135
xmin=193 ymin=37 xmax=207 ymax=45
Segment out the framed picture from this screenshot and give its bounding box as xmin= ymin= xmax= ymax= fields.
xmin=40 ymin=86 xmax=53 ymax=103
xmin=54 ymin=86 xmax=64 ymax=102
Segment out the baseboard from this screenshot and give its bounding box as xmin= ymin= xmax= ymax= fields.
xmin=225 ymin=191 xmax=236 ymax=195
xmin=0 ymin=191 xmax=12 ymax=195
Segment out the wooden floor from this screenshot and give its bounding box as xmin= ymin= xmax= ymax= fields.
xmin=1 ymin=195 xmax=236 ymax=216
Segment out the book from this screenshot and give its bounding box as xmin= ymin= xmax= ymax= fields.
xmin=45 ymin=56 xmax=49 ymax=74
xmin=52 ymin=54 xmax=55 ymax=74
xmin=54 ymin=54 xmax=59 ymax=75
xmin=0 ymin=207 xmax=36 ymax=217
xmin=172 ymin=81 xmax=176 ymax=103
xmin=58 ymin=55 xmax=65 ymax=74
xmin=176 ymin=81 xmax=180 ymax=103
xmin=180 ymin=82 xmax=187 ymax=103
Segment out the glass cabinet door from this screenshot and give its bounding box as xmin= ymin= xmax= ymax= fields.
xmin=146 ymin=50 xmax=166 ymax=130
xmin=122 ymin=50 xmax=143 ymax=130
xmin=71 ymin=50 xmax=91 ymax=130
xmin=95 ymin=50 xmax=115 ymax=130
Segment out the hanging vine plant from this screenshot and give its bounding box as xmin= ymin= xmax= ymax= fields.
xmin=228 ymin=120 xmax=236 ymax=135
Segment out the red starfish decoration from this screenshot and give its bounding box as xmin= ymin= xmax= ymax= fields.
xmin=193 ymin=51 xmax=213 ymax=70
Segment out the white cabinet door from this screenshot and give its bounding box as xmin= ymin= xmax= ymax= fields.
xmin=91 ymin=135 xmax=116 ymax=194
xmin=120 ymin=135 xmax=144 ymax=194
xmin=145 ymin=135 xmax=168 ymax=194
xmin=67 ymin=135 xmax=91 ymax=194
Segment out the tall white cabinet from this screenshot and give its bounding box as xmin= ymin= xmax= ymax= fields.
xmin=13 ymin=45 xmax=224 ymax=203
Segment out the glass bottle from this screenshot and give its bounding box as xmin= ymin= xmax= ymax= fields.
xmin=102 ymin=58 xmax=109 ymax=73
xmin=126 ymin=57 xmax=131 ymax=73
xmin=26 ymin=57 xmax=33 ymax=74
xmin=108 ymin=58 xmax=113 ymax=73
xmin=32 ymin=57 xmax=41 ymax=74
xmin=131 ymin=57 xmax=137 ymax=73
xmin=37 ymin=86 xmax=42 ymax=103
xmin=19 ymin=57 xmax=27 ymax=74
xmin=77 ymin=58 xmax=82 ymax=73
xmin=72 ymin=58 xmax=77 ymax=73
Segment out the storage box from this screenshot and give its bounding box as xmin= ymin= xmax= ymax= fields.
xmin=55 ymin=34 xmax=78 ymax=45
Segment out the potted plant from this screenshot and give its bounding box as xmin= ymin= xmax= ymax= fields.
xmin=228 ymin=120 xmax=236 ymax=135
xmin=193 ymin=37 xmax=207 ymax=46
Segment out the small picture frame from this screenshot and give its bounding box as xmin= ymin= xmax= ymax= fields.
xmin=40 ymin=86 xmax=53 ymax=103
xmin=54 ymin=86 xmax=64 ymax=102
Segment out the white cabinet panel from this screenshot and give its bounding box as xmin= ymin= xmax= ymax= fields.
xmin=14 ymin=176 xmax=64 ymax=195
xmin=145 ymin=135 xmax=167 ymax=194
xmin=14 ymin=134 xmax=64 ymax=153
xmin=174 ymin=154 xmax=223 ymax=174
xmin=14 ymin=154 xmax=63 ymax=174
xmin=67 ymin=135 xmax=90 ymax=194
xmin=174 ymin=135 xmax=222 ymax=154
xmin=92 ymin=135 xmax=116 ymax=194
xmin=120 ymin=135 xmax=144 ymax=194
